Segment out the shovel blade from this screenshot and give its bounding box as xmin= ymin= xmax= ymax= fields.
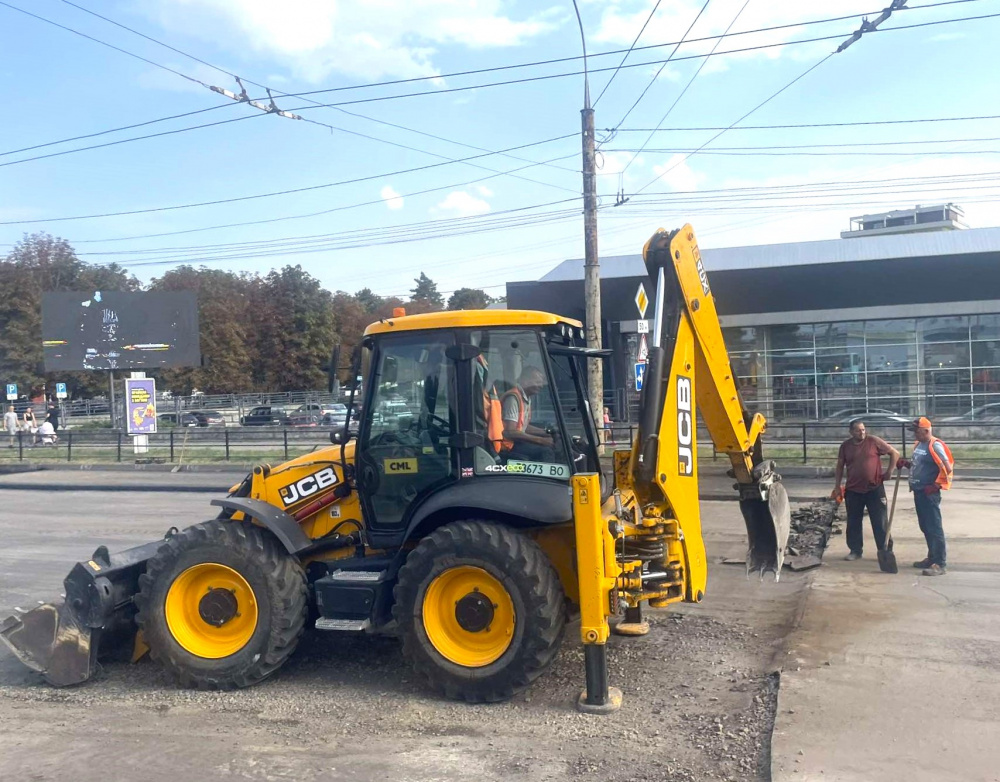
xmin=877 ymin=548 xmax=898 ymax=574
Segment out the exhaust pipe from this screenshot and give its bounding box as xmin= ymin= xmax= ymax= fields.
xmin=0 ymin=537 xmax=165 ymax=686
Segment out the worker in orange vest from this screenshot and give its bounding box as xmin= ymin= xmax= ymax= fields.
xmin=500 ymin=366 xmax=559 ymax=461
xmin=896 ymin=416 xmax=954 ymax=577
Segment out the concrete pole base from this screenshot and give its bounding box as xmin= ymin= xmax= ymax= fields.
xmin=576 ymin=686 xmax=623 ymax=715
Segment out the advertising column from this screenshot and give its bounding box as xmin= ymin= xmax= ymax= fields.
xmin=125 ymin=375 xmax=157 ymax=454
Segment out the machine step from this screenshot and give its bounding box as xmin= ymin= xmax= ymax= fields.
xmin=314 ymin=618 xmax=371 ymax=632
xmin=328 ymin=570 xmax=385 ymax=582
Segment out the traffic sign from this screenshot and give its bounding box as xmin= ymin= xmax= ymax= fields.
xmin=636 ymin=319 xmax=649 ymax=334
xmin=635 ymin=283 xmax=648 ymax=319
xmin=634 ymin=363 xmax=646 ymax=391
xmin=5 ymin=384 xmax=16 ymax=401
xmin=55 ymin=382 xmax=68 ymax=400
xmin=638 ymin=334 xmax=649 ymax=362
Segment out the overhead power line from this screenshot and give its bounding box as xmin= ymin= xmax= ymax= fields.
xmin=610 ymin=114 xmax=1000 ymax=132
xmin=592 ymin=0 xmax=663 ymax=108
xmin=631 ymin=0 xmax=917 ymax=196
xmin=0 ymin=135 xmax=576 ymax=225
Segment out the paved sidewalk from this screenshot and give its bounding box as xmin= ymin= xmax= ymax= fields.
xmin=771 ymin=481 xmax=1000 ymax=781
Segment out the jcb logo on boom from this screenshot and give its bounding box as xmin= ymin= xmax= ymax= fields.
xmin=693 ymin=247 xmax=711 ymax=296
xmin=279 ymin=467 xmax=338 ymax=506
xmin=677 ymin=375 xmax=694 ymax=477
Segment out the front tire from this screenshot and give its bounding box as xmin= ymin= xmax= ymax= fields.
xmin=393 ymin=520 xmax=566 ymax=702
xmin=135 ymin=520 xmax=307 ymax=689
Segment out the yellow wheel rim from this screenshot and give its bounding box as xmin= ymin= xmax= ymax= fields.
xmin=422 ymin=566 xmax=515 ymax=667
xmin=164 ymin=563 xmax=258 ymax=659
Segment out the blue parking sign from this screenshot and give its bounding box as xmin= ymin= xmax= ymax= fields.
xmin=634 ymin=363 xmax=646 ymax=391
xmin=5 ymin=383 xmax=16 ymax=401
xmin=55 ymin=382 xmax=68 ymax=400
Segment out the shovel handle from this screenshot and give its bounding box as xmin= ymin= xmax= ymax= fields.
xmin=885 ymin=468 xmax=902 ymax=540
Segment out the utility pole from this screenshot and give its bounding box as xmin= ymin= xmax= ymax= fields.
xmin=573 ymin=2 xmax=604 ymax=432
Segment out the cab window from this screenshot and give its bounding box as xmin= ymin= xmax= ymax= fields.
xmin=359 ymin=333 xmax=455 ymax=526
xmin=468 ymin=329 xmax=571 ymax=480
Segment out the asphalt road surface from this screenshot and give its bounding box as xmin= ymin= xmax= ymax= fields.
xmin=0 ymin=476 xmax=813 ymax=782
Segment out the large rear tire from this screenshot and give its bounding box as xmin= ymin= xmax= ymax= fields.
xmin=135 ymin=520 xmax=307 ymax=689
xmin=393 ymin=520 xmax=566 ymax=702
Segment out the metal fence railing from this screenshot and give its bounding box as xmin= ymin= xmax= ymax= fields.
xmin=603 ymin=421 xmax=1000 ymax=466
xmin=1 ymin=427 xmax=340 ymax=465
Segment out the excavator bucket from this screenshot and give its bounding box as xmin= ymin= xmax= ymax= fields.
xmin=0 ymin=538 xmax=162 ymax=686
xmin=740 ymin=481 xmax=791 ymax=580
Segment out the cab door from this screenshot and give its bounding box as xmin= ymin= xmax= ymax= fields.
xmin=356 ymin=332 xmax=457 ymax=542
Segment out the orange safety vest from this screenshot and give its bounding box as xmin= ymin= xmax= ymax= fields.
xmin=475 ymin=355 xmax=504 ymax=453
xmin=500 ymin=386 xmax=530 ymax=452
xmin=915 ymin=435 xmax=954 ymax=491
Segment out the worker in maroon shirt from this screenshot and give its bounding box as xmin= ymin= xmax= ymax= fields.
xmin=830 ymin=420 xmax=901 ymax=562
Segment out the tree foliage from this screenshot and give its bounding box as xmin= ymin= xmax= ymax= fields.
xmin=447 ymin=287 xmax=493 ymax=310
xmin=0 ymin=235 xmax=485 ymax=397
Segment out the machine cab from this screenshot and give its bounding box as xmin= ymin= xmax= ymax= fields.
xmin=351 ymin=311 xmax=603 ymax=546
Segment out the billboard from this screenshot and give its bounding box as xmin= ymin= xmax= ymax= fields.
xmin=125 ymin=378 xmax=157 ymax=435
xmin=42 ymin=291 xmax=200 ymax=371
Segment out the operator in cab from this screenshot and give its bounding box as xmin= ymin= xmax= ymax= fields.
xmin=501 ymin=366 xmax=559 ymax=462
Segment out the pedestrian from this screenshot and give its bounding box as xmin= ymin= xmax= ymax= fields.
xmin=830 ymin=420 xmax=900 ymax=562
xmin=22 ymin=407 xmax=37 ymax=442
xmin=36 ymin=419 xmax=58 ymax=446
xmin=4 ymin=405 xmax=17 ymax=448
xmin=603 ymin=407 xmax=613 ymax=444
xmin=46 ymin=403 xmax=60 ymax=432
xmin=896 ymin=416 xmax=954 ymax=577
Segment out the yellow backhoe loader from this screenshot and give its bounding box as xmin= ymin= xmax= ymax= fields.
xmin=1 ymin=225 xmax=789 ymax=711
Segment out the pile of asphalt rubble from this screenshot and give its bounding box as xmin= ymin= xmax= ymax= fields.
xmin=782 ymin=500 xmax=842 ymax=572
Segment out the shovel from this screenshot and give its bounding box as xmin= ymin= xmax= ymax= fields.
xmin=877 ymin=469 xmax=902 ymax=574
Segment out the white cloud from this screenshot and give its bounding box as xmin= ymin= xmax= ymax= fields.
xmin=148 ymin=0 xmax=560 ymax=82
xmin=476 ymin=185 xmax=494 ymax=197
xmin=651 ymin=153 xmax=702 ymax=192
xmin=590 ymin=0 xmax=878 ymax=75
xmin=435 ymin=190 xmax=491 ymax=216
xmin=380 ymin=185 xmax=404 ymax=210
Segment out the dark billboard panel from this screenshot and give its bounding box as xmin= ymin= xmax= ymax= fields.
xmin=42 ymin=291 xmax=200 ymax=371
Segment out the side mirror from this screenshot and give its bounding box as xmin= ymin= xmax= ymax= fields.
xmin=330 ymin=427 xmax=348 ymax=444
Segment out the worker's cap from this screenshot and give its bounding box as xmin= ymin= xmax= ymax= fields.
xmin=907 ymin=416 xmax=933 ymax=431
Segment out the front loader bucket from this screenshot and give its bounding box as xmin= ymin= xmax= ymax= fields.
xmin=740 ymin=481 xmax=791 ymax=580
xmin=0 ymin=600 xmax=96 ymax=686
xmin=0 ymin=537 xmax=165 ymax=686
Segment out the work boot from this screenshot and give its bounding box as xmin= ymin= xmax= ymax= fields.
xmin=922 ymin=564 xmax=947 ymax=577
xmin=844 ymin=552 xmax=862 ymax=561
xmin=912 ymin=557 xmax=933 ymax=569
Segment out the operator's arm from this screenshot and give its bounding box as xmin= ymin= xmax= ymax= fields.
xmin=831 ymin=445 xmax=845 ymax=500
xmin=872 ymin=436 xmax=900 ymax=481
xmin=502 ymin=397 xmax=553 ymax=448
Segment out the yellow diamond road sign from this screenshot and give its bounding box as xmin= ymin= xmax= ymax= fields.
xmin=635 ymin=283 xmax=649 ymax=319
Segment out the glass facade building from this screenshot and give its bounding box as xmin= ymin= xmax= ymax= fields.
xmin=724 ymin=314 xmax=1000 ymax=420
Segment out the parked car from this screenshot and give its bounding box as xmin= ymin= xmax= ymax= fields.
xmin=157 ymin=412 xmax=200 ymax=428
xmin=240 ymin=405 xmax=291 ymax=426
xmin=847 ymin=412 xmax=913 ymax=427
xmin=942 ymin=403 xmax=1000 ymax=422
xmin=826 ymin=407 xmax=910 ymax=424
xmin=288 ymin=411 xmax=321 ymax=428
xmin=321 ymin=403 xmax=349 ymax=426
xmin=191 ymin=410 xmax=226 ymax=427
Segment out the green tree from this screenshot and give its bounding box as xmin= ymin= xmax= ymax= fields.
xmin=354 ymin=287 xmax=383 ymax=314
xmin=0 ymin=233 xmax=137 ymax=398
xmin=252 ymin=265 xmax=336 ymax=390
xmin=409 ymin=272 xmax=443 ymax=310
xmin=148 ymin=266 xmax=258 ymax=394
xmin=447 ymin=287 xmax=493 ymax=310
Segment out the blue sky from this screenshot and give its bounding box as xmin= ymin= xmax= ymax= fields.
xmin=2 ymin=0 xmax=999 ymax=300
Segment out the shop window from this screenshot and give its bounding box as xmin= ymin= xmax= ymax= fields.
xmin=921 ymin=341 xmax=970 ymax=371
xmin=865 ymin=319 xmax=916 ymax=346
xmin=972 ymin=314 xmax=1000 ymax=341
xmin=769 ymin=324 xmax=814 ymax=351
xmin=919 ymin=316 xmax=969 ymax=344
xmin=815 ymin=321 xmax=864 ymax=350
